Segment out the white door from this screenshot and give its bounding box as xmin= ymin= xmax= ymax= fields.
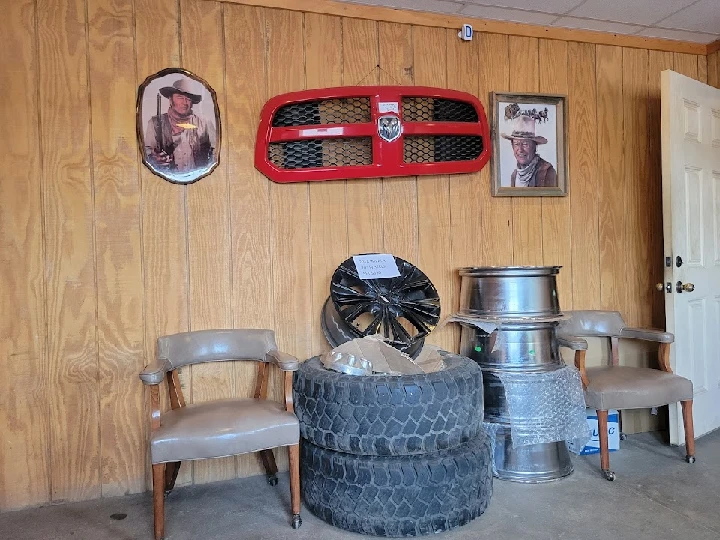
xmin=661 ymin=70 xmax=720 ymax=445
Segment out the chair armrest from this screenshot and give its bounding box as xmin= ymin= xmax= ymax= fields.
xmin=620 ymin=327 xmax=674 ymax=343
xmin=557 ymin=333 xmax=588 ymax=350
xmin=139 ymin=359 xmax=172 ymax=385
xmin=266 ymin=349 xmax=300 ymax=371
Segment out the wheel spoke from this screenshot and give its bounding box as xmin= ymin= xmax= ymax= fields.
xmin=340 ymin=301 xmax=371 ymax=323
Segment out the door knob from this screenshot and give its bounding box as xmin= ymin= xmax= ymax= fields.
xmin=656 ymin=282 xmax=671 ymax=293
xmin=676 ymin=281 xmax=695 ymax=293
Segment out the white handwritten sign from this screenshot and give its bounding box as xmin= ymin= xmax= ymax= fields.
xmin=352 ymin=254 xmax=400 ymax=280
xmin=378 ymin=101 xmax=399 ymax=114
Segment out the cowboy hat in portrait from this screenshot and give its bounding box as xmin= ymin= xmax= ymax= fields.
xmin=502 ymin=114 xmax=556 ymax=189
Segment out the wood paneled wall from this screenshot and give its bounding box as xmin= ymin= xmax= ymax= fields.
xmin=0 ymin=0 xmax=714 ymax=511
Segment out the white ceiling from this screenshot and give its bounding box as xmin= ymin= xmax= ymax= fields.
xmin=341 ymin=0 xmax=720 ymax=44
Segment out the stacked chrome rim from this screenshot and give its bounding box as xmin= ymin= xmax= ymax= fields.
xmin=457 ymin=266 xmax=573 ymax=483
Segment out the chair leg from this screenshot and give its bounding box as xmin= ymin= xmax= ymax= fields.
xmin=152 ymin=463 xmax=166 ymax=540
xmin=259 ymin=449 xmax=279 ymax=486
xmin=681 ymin=400 xmax=696 ymax=463
xmin=288 ymin=444 xmax=302 ymax=529
xmin=164 ymin=462 xmax=181 ymax=496
xmin=597 ymin=410 xmax=615 ymax=481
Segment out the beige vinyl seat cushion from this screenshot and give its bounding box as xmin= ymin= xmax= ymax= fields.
xmin=151 ymin=399 xmax=299 ymax=464
xmin=584 ymin=366 xmax=693 ymax=411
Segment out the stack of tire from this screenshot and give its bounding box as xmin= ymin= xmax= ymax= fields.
xmin=293 ymin=353 xmax=493 ymax=537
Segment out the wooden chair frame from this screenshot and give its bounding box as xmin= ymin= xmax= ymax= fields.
xmin=145 ymin=356 xmax=300 ymax=539
xmin=567 ymin=335 xmax=695 ymax=481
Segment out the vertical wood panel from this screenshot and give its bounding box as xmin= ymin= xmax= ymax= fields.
xmin=224 ymin=3 xmax=271 ymax=478
xmin=266 ymin=8 xmax=310 ymax=357
xmin=596 ymin=46 xmax=626 ymax=315
xmin=509 ymin=37 xmax=543 ymax=266
xmin=448 ymin=30 xmax=480 ymax=276
xmin=266 ymin=8 xmax=309 ymax=474
xmin=539 ymin=39 xmax=572 ymax=309
xmin=622 ymin=48 xmax=650 ymax=327
xmin=477 ymin=33 xmax=513 ymax=267
xmin=134 ymin=0 xmax=190 ymax=487
xmin=697 ymin=55 xmax=707 ymax=84
xmin=87 ymin=0 xmax=145 ymax=497
xmin=648 ymin=51 xmax=674 ymax=328
xmin=305 ymin=13 xmax=345 ymax=354
xmin=181 ymin=0 xmax=235 ymax=484
xmin=413 ymin=26 xmax=455 ymax=351
xmin=0 ymin=0 xmax=49 ymax=510
xmin=343 ymin=18 xmax=383 ymax=255
xmin=568 ymin=42 xmax=599 ymax=309
xmin=708 ymin=51 xmax=718 ymax=88
xmin=673 ymin=53 xmax=698 ymax=79
xmin=38 ymin=0 xmax=100 ymax=502
xmin=379 ymin=22 xmax=418 ymax=263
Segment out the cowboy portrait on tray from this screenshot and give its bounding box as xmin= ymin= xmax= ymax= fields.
xmin=491 ymin=92 xmax=568 ymax=197
xmin=136 ymin=68 xmax=221 ymax=184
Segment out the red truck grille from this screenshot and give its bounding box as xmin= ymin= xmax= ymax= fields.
xmin=255 ymin=86 xmax=490 ymax=183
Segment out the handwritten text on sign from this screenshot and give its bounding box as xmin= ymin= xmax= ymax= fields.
xmin=352 ymin=254 xmax=401 ymax=280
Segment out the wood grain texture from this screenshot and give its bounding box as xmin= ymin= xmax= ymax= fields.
xmin=38 ymin=0 xmax=100 ymax=502
xmin=343 ymin=17 xmax=383 ymax=256
xmin=87 ymin=0 xmax=145 ymax=497
xmin=622 ymin=48 xmax=650 ymax=327
xmin=568 ymin=42 xmax=600 ymax=310
xmin=673 ymin=53 xmax=698 ymax=79
xmin=134 ymin=0 xmax=191 ymax=487
xmin=181 ymin=0 xmax=235 ymax=485
xmin=379 ymin=22 xmax=418 ymax=264
xmin=697 ymin=55 xmax=707 ymax=84
xmin=596 ymin=46 xmax=626 ymax=315
xmin=267 ymin=8 xmax=311 ymax=359
xmin=223 ymin=3 xmax=272 ymax=479
xmin=509 ymin=36 xmax=543 ymax=266
xmin=219 ymin=0 xmax=707 ymax=55
xmin=647 ymin=51 xmax=674 ymax=328
xmin=539 ymin=39 xmax=572 ymax=310
xmin=413 ymin=26 xmax=455 ymax=351
xmin=0 ymin=0 xmax=50 ymax=510
xmin=708 ymin=51 xmax=719 ymax=88
xmin=476 ymin=33 xmax=513 ymax=267
xmin=447 ymin=29 xmax=481 ymax=276
xmin=266 ymin=10 xmax=310 ymax=479
xmin=305 ymin=13 xmax=346 ymax=355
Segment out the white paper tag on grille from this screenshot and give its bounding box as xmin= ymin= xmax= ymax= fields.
xmin=378 ymin=101 xmax=399 ymax=114
xmin=352 ymin=254 xmax=400 ymax=279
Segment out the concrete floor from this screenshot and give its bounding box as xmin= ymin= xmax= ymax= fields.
xmin=2 ymin=430 xmax=719 ymax=540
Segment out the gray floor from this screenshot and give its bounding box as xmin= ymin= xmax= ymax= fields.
xmin=2 ymin=430 xmax=719 ymax=540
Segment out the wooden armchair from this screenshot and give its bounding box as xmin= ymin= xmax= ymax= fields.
xmin=139 ymin=329 xmax=301 ymax=540
xmin=557 ymin=311 xmax=695 ymax=481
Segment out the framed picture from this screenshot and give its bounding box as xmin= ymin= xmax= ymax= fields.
xmin=491 ymin=92 xmax=567 ymax=197
xmin=136 ymin=68 xmax=221 ymax=184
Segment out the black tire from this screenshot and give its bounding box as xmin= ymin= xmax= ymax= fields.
xmin=293 ymin=354 xmax=484 ymax=456
xmin=301 ymin=433 xmax=493 ymax=537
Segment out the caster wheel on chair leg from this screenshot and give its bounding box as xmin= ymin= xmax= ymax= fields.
xmin=602 ymin=469 xmax=616 ymax=481
xmin=620 ymin=432 xmax=627 ymax=441
xmin=291 ymin=514 xmax=302 ymax=529
xmin=686 ymin=455 xmax=696 ymax=464
xmin=267 ymin=474 xmax=278 ymax=486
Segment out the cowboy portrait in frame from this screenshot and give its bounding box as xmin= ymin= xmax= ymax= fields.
xmin=491 ymin=92 xmax=568 ymax=197
xmin=136 ymin=68 xmax=221 ymax=184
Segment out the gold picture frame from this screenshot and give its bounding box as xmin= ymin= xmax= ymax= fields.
xmin=491 ymin=92 xmax=568 ymax=197
xmin=136 ymin=68 xmax=221 ymax=185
